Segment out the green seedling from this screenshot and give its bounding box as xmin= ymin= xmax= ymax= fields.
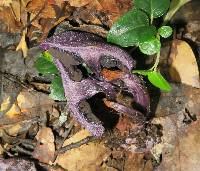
xmin=107 ymin=0 xmax=173 ymax=91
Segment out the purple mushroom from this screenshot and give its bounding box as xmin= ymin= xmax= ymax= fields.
xmin=41 ymin=31 xmax=135 ymax=77
xmin=40 ymin=31 xmax=150 ymax=137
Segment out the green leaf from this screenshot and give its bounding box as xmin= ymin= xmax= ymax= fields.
xmin=148 ymin=71 xmax=171 ymax=91
xmin=35 ymin=52 xmax=58 ymax=75
xmin=107 ymin=9 xmax=156 ymax=47
xmin=133 ymin=70 xmax=171 ymax=91
xmin=158 ymin=26 xmax=173 ymax=38
xmin=139 ymin=37 xmax=161 ymax=55
xmin=49 ymin=76 xmax=66 ymax=101
xmin=134 ymin=0 xmax=170 ymax=18
xmin=43 ymin=51 xmax=54 ymax=62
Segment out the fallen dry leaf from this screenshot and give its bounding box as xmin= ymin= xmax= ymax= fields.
xmin=115 ymin=115 xmax=137 ymax=136
xmin=55 ymin=129 xmax=111 ymax=171
xmin=10 ymin=0 xmax=21 ymax=22
xmin=0 ymin=145 xmax=4 ymax=155
xmin=98 ymin=0 xmax=132 ymax=23
xmin=68 ymin=0 xmax=92 ymax=7
xmin=0 ymin=6 xmax=21 ymax=32
xmin=16 ymin=29 xmax=28 ymax=57
xmin=6 ymin=124 xmax=22 ymax=136
xmin=35 ymin=127 xmax=54 ymax=144
xmin=0 ymin=119 xmax=37 ymax=138
xmin=0 ymin=89 xmax=54 ymax=122
xmin=33 ymin=127 xmax=55 ymax=164
xmin=0 ymin=96 xmax=20 ymax=116
xmin=26 ymin=0 xmax=63 ymax=19
xmin=153 ymin=114 xmax=200 ymax=171
xmin=152 ymin=84 xmax=200 ymax=171
xmin=169 ymin=39 xmax=200 ymax=88
xmin=26 ymin=0 xmax=73 ymax=41
xmin=0 ymin=89 xmax=54 ymax=138
xmin=0 ymin=0 xmax=13 ymax=7
xmin=124 ymin=153 xmax=153 ymax=171
xmin=0 ymin=0 xmax=29 ymax=32
xmin=69 ymin=0 xmax=131 ymax=26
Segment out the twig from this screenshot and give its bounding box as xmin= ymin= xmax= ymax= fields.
xmin=57 ymin=136 xmax=96 ymax=154
xmin=19 ymin=139 xmax=36 ymax=150
xmin=57 ymin=121 xmax=74 ymax=150
xmin=0 ymin=71 xmax=31 ymax=90
xmin=52 ymin=121 xmax=74 ymax=162
xmin=12 ymin=146 xmax=33 ymax=156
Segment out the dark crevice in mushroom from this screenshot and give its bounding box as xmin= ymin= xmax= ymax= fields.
xmin=86 ymin=93 xmax=119 ymax=130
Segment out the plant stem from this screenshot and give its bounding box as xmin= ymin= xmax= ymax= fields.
xmin=152 ymin=51 xmax=160 ymax=71
xmin=150 ymin=14 xmax=153 ymax=24
xmin=149 ymin=35 xmax=161 ymax=71
xmin=149 ymin=51 xmax=160 ymax=71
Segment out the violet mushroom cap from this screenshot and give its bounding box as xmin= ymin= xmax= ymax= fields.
xmin=40 ymin=31 xmax=135 ymax=77
xmin=40 ymin=31 xmax=150 ymax=137
xmin=53 ymin=58 xmax=117 ymax=137
xmin=118 ymin=73 xmax=150 ymax=113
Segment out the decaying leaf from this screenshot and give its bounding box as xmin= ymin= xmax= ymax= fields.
xmin=124 ymin=153 xmax=153 ymax=171
xmin=1 ymin=90 xmax=54 ymax=121
xmin=68 ymin=0 xmax=131 ymax=26
xmin=0 ymin=0 xmax=13 ymax=7
xmin=115 ymin=115 xmax=138 ymax=136
xmin=0 ymin=96 xmax=20 ymax=117
xmin=152 ymin=84 xmax=200 ymax=171
xmin=0 ymin=89 xmax=54 ymax=137
xmin=169 ymin=39 xmax=200 ymax=88
xmin=0 ymin=0 xmax=29 ymax=32
xmin=26 ymin=0 xmax=60 ymax=19
xmin=9 ymin=0 xmax=21 ymax=22
xmin=33 ymin=127 xmax=55 ymax=164
xmin=0 ymin=0 xmax=29 ymax=55
xmin=68 ymin=0 xmax=93 ymax=8
xmin=55 ymin=129 xmax=111 ymax=171
xmin=0 ymin=6 xmax=21 ymax=32
xmin=16 ymin=29 xmax=28 ymax=57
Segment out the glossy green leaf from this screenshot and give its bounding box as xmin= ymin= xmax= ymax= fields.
xmin=139 ymin=37 xmax=161 ymax=55
xmin=158 ymin=26 xmax=173 ymax=38
xmin=49 ymin=76 xmax=66 ymax=101
xmin=133 ymin=70 xmax=171 ymax=91
xmin=107 ymin=9 xmax=156 ymax=47
xmin=35 ymin=52 xmax=58 ymax=75
xmin=148 ymin=71 xmax=172 ymax=91
xmin=134 ymin=0 xmax=170 ymax=18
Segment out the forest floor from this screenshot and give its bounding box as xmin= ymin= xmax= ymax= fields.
xmin=0 ymin=0 xmax=200 ymax=171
